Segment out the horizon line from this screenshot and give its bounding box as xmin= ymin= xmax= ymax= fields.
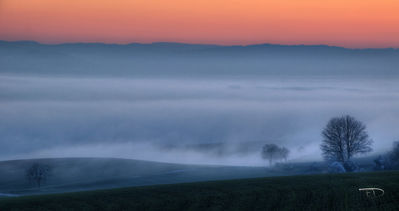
xmin=1 ymin=40 xmax=398 ymax=50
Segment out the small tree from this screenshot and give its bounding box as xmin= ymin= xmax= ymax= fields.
xmin=26 ymin=163 xmax=50 ymax=188
xmin=279 ymin=147 xmax=290 ymax=162
xmin=262 ymin=144 xmax=280 ymax=166
xmin=321 ymin=115 xmax=372 ymax=162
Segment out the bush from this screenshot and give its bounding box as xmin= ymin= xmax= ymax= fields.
xmin=328 ymin=162 xmax=346 ymax=173
xmin=388 ymin=141 xmax=399 ymax=169
xmin=374 ymin=141 xmax=399 ymax=171
xmin=343 ymin=160 xmax=359 ymax=172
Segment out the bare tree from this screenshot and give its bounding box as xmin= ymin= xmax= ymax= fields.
xmin=26 ymin=163 xmax=51 ymax=188
xmin=279 ymin=147 xmax=290 ymax=162
xmin=262 ymin=144 xmax=280 ymax=166
xmin=321 ymin=115 xmax=372 ymax=162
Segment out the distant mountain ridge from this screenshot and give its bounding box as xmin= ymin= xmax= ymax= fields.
xmin=2 ymin=40 xmax=398 ymax=50
xmin=1 ymin=40 xmax=398 ymax=77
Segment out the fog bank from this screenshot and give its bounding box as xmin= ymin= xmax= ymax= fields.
xmin=1 ymin=75 xmax=398 ymax=165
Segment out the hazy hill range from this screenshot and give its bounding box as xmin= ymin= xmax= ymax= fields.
xmin=1 ymin=41 xmax=398 ymax=77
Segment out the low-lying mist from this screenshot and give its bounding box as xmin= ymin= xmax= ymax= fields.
xmin=1 ymin=75 xmax=399 ymax=166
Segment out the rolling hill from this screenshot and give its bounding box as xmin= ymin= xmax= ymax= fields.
xmin=0 ymin=171 xmax=398 ymax=210
xmin=0 ymin=157 xmax=322 ymax=196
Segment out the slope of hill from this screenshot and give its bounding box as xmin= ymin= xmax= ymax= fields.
xmin=0 ymin=158 xmax=320 ymax=196
xmin=0 ymin=171 xmax=398 ymax=210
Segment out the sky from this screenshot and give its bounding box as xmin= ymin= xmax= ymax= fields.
xmin=1 ymin=0 xmax=399 ymax=48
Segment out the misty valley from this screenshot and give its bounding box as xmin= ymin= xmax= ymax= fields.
xmin=1 ymin=42 xmax=399 ymax=210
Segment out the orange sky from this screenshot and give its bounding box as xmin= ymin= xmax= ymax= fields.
xmin=1 ymin=0 xmax=399 ymax=48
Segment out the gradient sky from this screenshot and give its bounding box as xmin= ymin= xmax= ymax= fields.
xmin=1 ymin=0 xmax=399 ymax=48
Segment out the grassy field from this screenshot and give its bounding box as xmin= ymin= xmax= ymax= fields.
xmin=0 ymin=171 xmax=398 ymax=210
xmin=1 ymin=158 xmax=345 ymax=195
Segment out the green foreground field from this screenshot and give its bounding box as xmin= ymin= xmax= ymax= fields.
xmin=1 ymin=171 xmax=398 ymax=211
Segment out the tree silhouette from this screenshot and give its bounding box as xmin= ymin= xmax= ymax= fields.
xmin=279 ymin=147 xmax=290 ymax=162
xmin=26 ymin=163 xmax=51 ymax=188
xmin=321 ymin=115 xmax=372 ymax=162
xmin=262 ymin=144 xmax=279 ymax=166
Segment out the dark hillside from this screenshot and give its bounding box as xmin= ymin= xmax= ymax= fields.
xmin=0 ymin=171 xmax=398 ymax=210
